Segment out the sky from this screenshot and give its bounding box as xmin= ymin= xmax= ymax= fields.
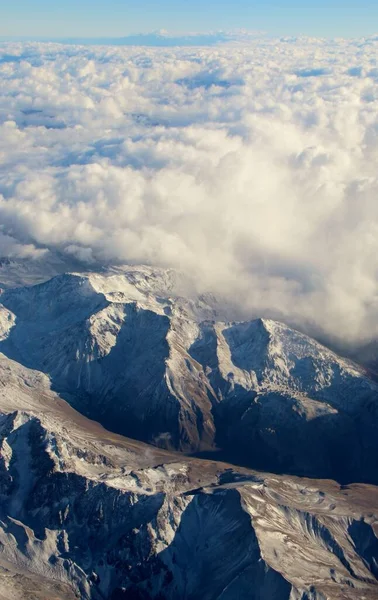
xmin=1 ymin=0 xmax=378 ymax=39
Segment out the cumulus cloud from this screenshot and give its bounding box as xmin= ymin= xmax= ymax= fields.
xmin=1 ymin=38 xmax=378 ymax=345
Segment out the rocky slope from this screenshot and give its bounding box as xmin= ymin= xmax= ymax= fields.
xmin=0 ymin=353 xmax=378 ymax=600
xmin=0 ymin=266 xmax=377 ymax=484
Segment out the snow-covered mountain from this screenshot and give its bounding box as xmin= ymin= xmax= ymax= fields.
xmin=0 ymin=353 xmax=377 ymax=600
xmin=0 ymin=254 xmax=83 ymax=290
xmin=0 ymin=266 xmax=377 ymax=484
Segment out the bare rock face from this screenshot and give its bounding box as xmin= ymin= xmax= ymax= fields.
xmin=0 ymin=267 xmax=378 ymax=483
xmin=0 ymin=365 xmax=377 ymax=600
xmin=0 ymin=266 xmax=378 ymax=600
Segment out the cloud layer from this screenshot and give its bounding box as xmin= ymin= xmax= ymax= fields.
xmin=1 ymin=37 xmax=378 ymax=345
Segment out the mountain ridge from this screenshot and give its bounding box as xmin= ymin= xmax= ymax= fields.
xmin=0 ymin=267 xmax=377 ymax=483
xmin=0 ymin=266 xmax=378 ymax=598
xmin=0 ymin=352 xmax=377 ymax=599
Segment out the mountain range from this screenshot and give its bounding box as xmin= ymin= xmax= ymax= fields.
xmin=0 ymin=262 xmax=377 ymax=599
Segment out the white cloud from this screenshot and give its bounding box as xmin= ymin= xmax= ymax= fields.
xmin=1 ymin=38 xmax=378 ymax=345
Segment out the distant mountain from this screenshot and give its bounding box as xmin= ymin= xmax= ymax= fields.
xmin=0 ymin=254 xmax=83 ymax=290
xmin=351 ymin=339 xmax=378 ymax=375
xmin=0 ymin=30 xmax=265 ymax=47
xmin=1 ymin=266 xmax=377 ymax=484
xmin=55 ymin=32 xmax=233 ymax=47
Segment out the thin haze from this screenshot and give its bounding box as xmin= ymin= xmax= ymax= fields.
xmin=1 ymin=37 xmax=378 ymax=347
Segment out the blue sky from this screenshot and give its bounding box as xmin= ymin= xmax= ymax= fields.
xmin=1 ymin=0 xmax=378 ymax=39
